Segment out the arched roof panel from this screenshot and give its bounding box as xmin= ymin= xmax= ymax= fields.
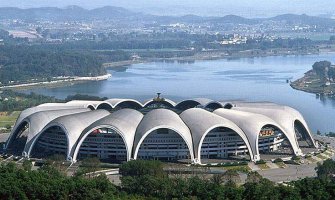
xmin=20 ymin=108 xmax=90 ymax=156
xmin=6 ymin=105 xmax=88 ymax=149
xmin=180 ymin=108 xmax=255 ymax=163
xmin=72 ymin=109 xmax=143 ymax=161
xmin=28 ymin=110 xmax=110 ymax=161
xmin=105 ymin=99 xmax=143 ymax=108
xmin=133 ymin=109 xmax=194 ymax=161
xmin=143 ymin=98 xmax=176 ymax=107
xmin=65 ymin=100 xmax=103 ymax=109
xmin=214 ymin=108 xmax=301 ymax=158
xmin=96 ymin=99 xmax=143 ymax=110
xmin=233 ymin=105 xmax=316 ymax=148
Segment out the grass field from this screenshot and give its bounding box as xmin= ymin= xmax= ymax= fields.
xmin=0 ymin=111 xmax=20 ymax=128
xmin=222 ymin=165 xmax=250 ymax=172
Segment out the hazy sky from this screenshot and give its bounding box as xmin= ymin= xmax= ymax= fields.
xmin=0 ymin=0 xmax=334 ymax=17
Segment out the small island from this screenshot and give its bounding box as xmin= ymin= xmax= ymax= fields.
xmin=291 ymin=61 xmax=335 ymax=96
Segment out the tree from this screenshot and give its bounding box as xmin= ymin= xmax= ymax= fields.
xmin=5 ymin=124 xmax=11 ymax=130
xmin=244 ymin=178 xmax=279 ymax=200
xmin=246 ymin=171 xmax=263 ymax=183
xmin=78 ymin=156 xmax=101 ymax=177
xmin=312 ymin=61 xmax=332 ymax=79
xmin=22 ymin=160 xmax=32 ymax=171
xmin=0 ymin=162 xmax=120 ymax=199
xmin=211 ymin=174 xmax=224 ymax=185
xmin=224 ymin=181 xmax=244 ymax=200
xmin=316 ymin=159 xmax=335 ymax=180
xmin=44 ymin=154 xmax=67 ymax=174
xmin=119 ymin=160 xmax=165 ymax=177
xmin=222 ymin=170 xmax=241 ymax=184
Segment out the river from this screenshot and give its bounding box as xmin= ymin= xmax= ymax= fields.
xmin=23 ymin=53 xmax=335 ymax=133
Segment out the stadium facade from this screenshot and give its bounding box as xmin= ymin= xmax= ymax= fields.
xmin=5 ymin=96 xmax=316 ymax=164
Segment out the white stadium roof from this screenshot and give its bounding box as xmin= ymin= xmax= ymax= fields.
xmin=6 ymin=98 xmax=316 ymax=163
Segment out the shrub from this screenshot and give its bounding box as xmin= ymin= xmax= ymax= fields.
xmin=5 ymin=124 xmax=11 ymax=130
xmin=305 ymin=154 xmax=312 ymax=159
xmin=273 ymin=158 xmax=283 ymax=163
xmin=292 ymin=156 xmax=301 ymax=161
xmin=256 ymin=160 xmax=266 ymax=165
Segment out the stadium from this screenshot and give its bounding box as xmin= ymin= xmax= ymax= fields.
xmin=5 ymin=94 xmax=317 ymax=164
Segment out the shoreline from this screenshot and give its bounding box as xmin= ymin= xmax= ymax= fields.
xmin=0 ymin=74 xmax=112 ymax=90
xmin=105 ymin=48 xmax=329 ymax=69
xmin=290 ymin=71 xmax=335 ymax=97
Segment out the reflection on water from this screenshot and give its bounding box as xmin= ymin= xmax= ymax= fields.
xmin=23 ymin=53 xmax=335 ymax=133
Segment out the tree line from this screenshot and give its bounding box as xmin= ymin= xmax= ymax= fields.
xmin=0 ymin=90 xmax=110 ymax=112
xmin=0 ymin=90 xmax=60 ymax=112
xmin=0 ymin=45 xmax=106 ymax=84
xmin=1 ymin=158 xmax=335 ymax=199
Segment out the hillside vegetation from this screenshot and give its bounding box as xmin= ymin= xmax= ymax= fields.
xmin=0 ymin=46 xmax=106 ymax=85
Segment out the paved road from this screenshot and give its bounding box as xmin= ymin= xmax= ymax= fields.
xmin=259 ymin=162 xmax=317 ymax=182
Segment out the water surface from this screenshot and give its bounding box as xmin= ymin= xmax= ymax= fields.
xmin=24 ymin=53 xmax=335 ymax=133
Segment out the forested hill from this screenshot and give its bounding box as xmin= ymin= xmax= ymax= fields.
xmin=0 ymin=45 xmax=106 ymax=85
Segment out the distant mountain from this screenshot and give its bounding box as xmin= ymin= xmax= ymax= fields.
xmin=89 ymin=6 xmax=141 ymax=19
xmin=0 ymin=6 xmax=141 ymax=21
xmin=269 ymin=14 xmax=335 ymax=26
xmin=0 ymin=6 xmax=334 ymax=27
xmin=211 ymin=15 xmax=258 ymax=24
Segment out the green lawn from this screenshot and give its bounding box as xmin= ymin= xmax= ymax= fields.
xmin=222 ymin=165 xmax=250 ymax=172
xmin=0 ymin=111 xmax=20 ymax=128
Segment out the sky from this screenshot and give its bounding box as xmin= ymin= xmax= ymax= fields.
xmin=0 ymin=0 xmax=334 ymax=17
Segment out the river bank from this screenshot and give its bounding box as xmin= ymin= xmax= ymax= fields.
xmin=150 ymin=48 xmax=321 ymax=62
xmin=0 ymin=74 xmax=112 ymax=90
xmin=104 ymin=48 xmax=323 ymax=69
xmin=290 ymin=70 xmax=335 ymax=97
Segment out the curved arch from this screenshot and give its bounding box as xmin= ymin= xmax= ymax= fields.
xmin=205 ymin=102 xmax=223 ymax=110
xmin=197 ymin=125 xmax=254 ymax=164
xmin=5 ymin=106 xmax=85 ymax=150
xmin=18 ymin=108 xmax=90 ymax=157
xmin=113 ymin=100 xmax=143 ymax=110
xmin=96 ymin=102 xmax=113 ymax=111
xmin=143 ymin=99 xmax=176 ymax=109
xmin=232 ymin=105 xmax=316 ymax=149
xmin=213 ymin=108 xmax=301 ymax=160
xmin=29 ymin=124 xmax=71 ymax=161
xmin=223 ymin=103 xmax=233 ymax=109
xmin=257 ymin=124 xmax=295 ymax=157
xmin=294 ymin=120 xmax=315 ymax=147
xmin=72 ymin=125 xmax=130 ymax=162
xmin=6 ymin=121 xmax=28 ymax=149
xmin=175 ymin=100 xmax=201 ymax=110
xmin=133 ymin=126 xmax=195 ymax=162
xmin=6 ymin=121 xmax=30 ymax=153
xmin=87 ymin=105 xmax=95 ymax=110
